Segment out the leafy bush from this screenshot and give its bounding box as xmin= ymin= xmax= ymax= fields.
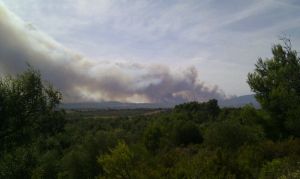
xmin=204 ymin=119 xmax=264 ymax=150
xmin=259 ymin=157 xmax=300 ymax=179
xmin=98 ymin=141 xmax=135 ymax=179
xmin=173 ymin=121 xmax=203 ymax=146
xmin=143 ymin=125 xmax=162 ymax=153
xmin=0 ymin=67 xmax=65 ymax=151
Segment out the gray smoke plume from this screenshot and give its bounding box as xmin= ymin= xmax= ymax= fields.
xmin=0 ymin=3 xmax=226 ymax=103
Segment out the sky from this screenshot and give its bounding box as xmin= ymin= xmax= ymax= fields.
xmin=0 ymin=0 xmax=300 ymax=103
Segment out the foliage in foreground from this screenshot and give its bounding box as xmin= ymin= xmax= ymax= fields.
xmin=1 ymin=40 xmax=300 ymax=178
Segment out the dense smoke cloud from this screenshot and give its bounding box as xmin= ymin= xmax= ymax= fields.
xmin=0 ymin=3 xmax=226 ymax=103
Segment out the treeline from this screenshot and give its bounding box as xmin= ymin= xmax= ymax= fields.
xmin=0 ymin=40 xmax=300 ymax=178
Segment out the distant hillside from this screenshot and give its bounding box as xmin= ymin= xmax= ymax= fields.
xmin=61 ymin=95 xmax=259 ymax=109
xmin=60 ymin=101 xmax=173 ymax=109
xmin=219 ymin=94 xmax=260 ymax=108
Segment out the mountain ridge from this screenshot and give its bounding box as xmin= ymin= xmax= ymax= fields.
xmin=61 ymin=94 xmax=259 ymax=109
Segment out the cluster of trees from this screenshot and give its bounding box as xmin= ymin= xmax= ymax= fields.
xmin=0 ymin=40 xmax=300 ymax=178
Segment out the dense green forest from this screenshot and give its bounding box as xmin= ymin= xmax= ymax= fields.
xmin=1 ymin=41 xmax=300 ymax=179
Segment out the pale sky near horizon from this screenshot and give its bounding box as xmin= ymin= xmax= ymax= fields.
xmin=1 ymin=0 xmax=300 ymax=102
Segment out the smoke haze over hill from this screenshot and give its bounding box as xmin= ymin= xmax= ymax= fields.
xmin=0 ymin=2 xmax=226 ymax=103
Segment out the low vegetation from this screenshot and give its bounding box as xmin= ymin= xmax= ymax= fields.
xmin=1 ymin=41 xmax=300 ymax=178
